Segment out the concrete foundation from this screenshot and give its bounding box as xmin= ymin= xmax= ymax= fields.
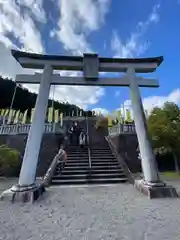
xmin=0 ymin=183 xmax=45 ymax=203
xmin=134 ymin=179 xmax=179 ymax=199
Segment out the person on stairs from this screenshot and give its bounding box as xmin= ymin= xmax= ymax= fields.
xmin=68 ymin=124 xmax=74 ymax=145
xmin=73 ymin=121 xmax=81 ymax=146
xmin=79 ymin=130 xmax=86 ymax=149
xmin=56 ymin=146 xmax=67 ymax=173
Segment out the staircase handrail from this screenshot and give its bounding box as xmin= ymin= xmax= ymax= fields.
xmin=42 ymin=135 xmax=69 ymax=186
xmin=105 ymin=136 xmax=135 ymax=184
xmin=86 ymin=116 xmax=91 ymax=169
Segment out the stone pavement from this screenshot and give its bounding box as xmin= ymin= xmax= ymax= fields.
xmin=0 ymin=179 xmax=180 ymax=240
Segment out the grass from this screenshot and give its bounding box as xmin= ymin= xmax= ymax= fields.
xmin=133 ymin=171 xmax=180 ymax=181
xmin=160 ymin=171 xmax=180 ymax=180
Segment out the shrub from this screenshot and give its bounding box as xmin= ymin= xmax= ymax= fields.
xmin=0 ymin=145 xmax=21 ymax=177
xmin=95 ymin=116 xmax=108 ymax=130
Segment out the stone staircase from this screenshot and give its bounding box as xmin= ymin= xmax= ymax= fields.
xmin=51 ymin=142 xmax=127 ymax=185
xmin=52 ymin=145 xmax=89 ymax=185
xmin=89 ymin=143 xmax=127 ymax=184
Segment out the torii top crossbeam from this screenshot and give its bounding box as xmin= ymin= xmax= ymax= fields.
xmin=11 ymin=50 xmax=163 ymax=73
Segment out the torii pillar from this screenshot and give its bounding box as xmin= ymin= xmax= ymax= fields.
xmin=126 ymin=63 xmax=178 ymax=198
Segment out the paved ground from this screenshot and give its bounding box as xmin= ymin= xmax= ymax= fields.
xmin=0 ymin=179 xmax=180 ymax=240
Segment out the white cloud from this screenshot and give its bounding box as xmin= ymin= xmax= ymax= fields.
xmin=17 ymin=0 xmax=46 ymax=23
xmin=0 ymin=0 xmax=44 ymax=53
xmin=48 ymin=0 xmax=110 ymax=108
xmin=0 ymin=41 xmax=105 ymax=109
xmin=21 ymin=83 xmax=105 ymax=110
xmin=0 ymin=0 xmax=108 ymax=110
xmin=111 ymin=31 xmax=149 ymax=58
xmin=115 ymin=90 xmax=120 ymax=97
xmin=50 ymin=29 xmax=56 ymax=38
xmin=142 ymin=89 xmax=180 ymax=113
xmin=122 ymin=89 xmax=180 ymax=115
xmin=0 ymin=42 xmax=28 ymax=78
xmin=111 ymin=4 xmax=160 ymax=58
xmin=52 ymin=0 xmax=110 ymax=55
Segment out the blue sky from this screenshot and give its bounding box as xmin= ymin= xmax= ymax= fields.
xmin=0 ymin=0 xmax=180 ymax=115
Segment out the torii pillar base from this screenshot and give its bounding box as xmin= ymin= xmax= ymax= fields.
xmin=134 ymin=179 xmax=178 ymax=199
xmin=0 ymin=182 xmax=46 ymax=203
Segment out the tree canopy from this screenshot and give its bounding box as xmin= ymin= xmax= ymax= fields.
xmin=0 ymin=76 xmax=94 ymax=117
xmin=147 ymin=102 xmax=180 ymax=155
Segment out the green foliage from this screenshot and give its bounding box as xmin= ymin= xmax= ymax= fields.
xmin=95 ymin=117 xmax=108 ymax=129
xmin=148 ymin=102 xmax=180 ymax=155
xmin=0 ymin=145 xmax=21 ymax=176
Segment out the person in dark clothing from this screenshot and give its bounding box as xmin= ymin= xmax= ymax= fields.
xmin=67 ymin=121 xmax=81 ymax=146
xmin=77 ymin=124 xmax=82 ymax=146
xmin=68 ymin=122 xmax=77 ymax=145
xmin=68 ymin=125 xmax=74 ymax=144
xmin=73 ymin=122 xmax=81 ymax=146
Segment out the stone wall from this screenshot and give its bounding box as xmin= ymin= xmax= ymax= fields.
xmin=110 ymin=134 xmax=141 ymax=173
xmin=0 ymin=133 xmax=64 ymax=177
xmin=88 ymin=119 xmax=108 ymax=146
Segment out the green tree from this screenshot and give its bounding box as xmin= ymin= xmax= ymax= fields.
xmin=148 ymin=102 xmax=180 ymax=173
xmin=0 ymin=145 xmax=20 ymax=176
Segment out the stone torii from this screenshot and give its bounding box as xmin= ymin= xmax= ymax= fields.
xmin=1 ymin=50 xmax=178 ymax=202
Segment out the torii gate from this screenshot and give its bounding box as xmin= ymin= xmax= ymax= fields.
xmin=2 ymin=50 xmax=178 ymax=201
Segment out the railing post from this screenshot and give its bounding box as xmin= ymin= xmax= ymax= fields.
xmin=53 ymin=122 xmax=56 ymax=133
xmin=86 ymin=116 xmax=91 ymax=169
xmin=120 ymin=124 xmax=123 ymax=133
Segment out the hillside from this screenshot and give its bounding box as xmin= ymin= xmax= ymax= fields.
xmin=0 ymin=76 xmax=93 ymax=117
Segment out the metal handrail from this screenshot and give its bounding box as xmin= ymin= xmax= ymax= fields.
xmin=108 ymin=123 xmax=136 ymax=136
xmin=42 ymin=137 xmax=69 ymax=186
xmin=0 ymin=123 xmax=65 ymax=135
xmin=86 ymin=116 xmax=91 ymax=169
xmin=105 ymin=136 xmax=135 ymax=184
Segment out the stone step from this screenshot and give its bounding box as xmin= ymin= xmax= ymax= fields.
xmin=90 ymin=149 xmax=111 ymax=152
xmin=67 ymin=153 xmax=89 ymax=157
xmin=65 ymin=161 xmax=119 ymax=167
xmin=90 ymin=150 xmax=112 ymax=153
xmin=67 ymin=154 xmax=89 ymax=157
xmin=90 ymin=152 xmax=112 ymax=155
xmin=91 ymin=165 xmax=120 ymax=170
xmin=66 ymin=163 xmax=89 ymax=167
xmin=53 ymin=173 xmax=126 ymax=180
xmin=62 ymin=165 xmax=120 ymax=171
xmin=67 ymin=156 xmax=115 ymax=160
xmin=91 ymin=159 xmax=117 ymax=163
xmin=67 ymin=147 xmax=88 ymax=150
xmin=66 ymin=158 xmax=116 ymax=162
xmin=66 ymin=160 xmax=89 ymax=164
xmin=91 ymin=154 xmax=113 ymax=157
xmin=90 ymin=147 xmax=110 ymax=150
xmin=91 ymin=162 xmax=119 ymax=166
xmin=51 ymin=177 xmax=127 ymax=185
xmin=91 ymin=156 xmax=116 ymax=160
xmin=67 ymin=155 xmax=89 ymax=157
xmin=67 ymin=151 xmax=89 ymax=154
xmin=67 ymin=150 xmax=113 ymax=156
xmin=60 ymin=168 xmax=124 ymax=175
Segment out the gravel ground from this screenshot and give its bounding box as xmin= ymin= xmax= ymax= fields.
xmin=0 ymin=179 xmax=180 ymax=240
